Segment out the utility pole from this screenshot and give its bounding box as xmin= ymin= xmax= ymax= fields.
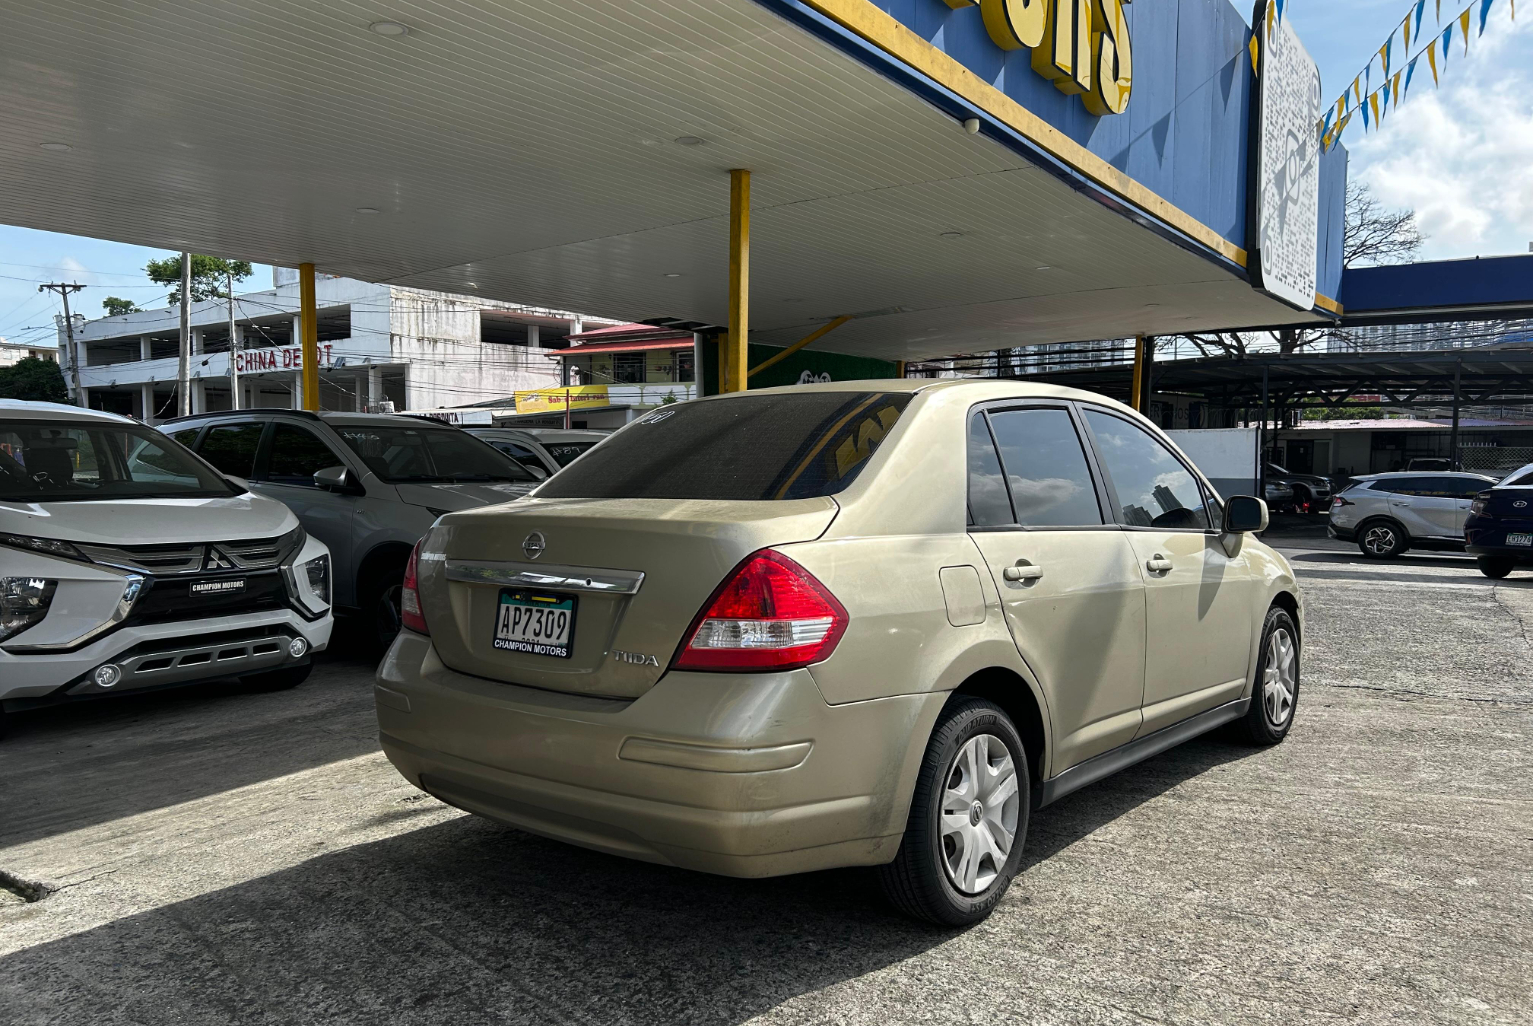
xmin=227 ymin=269 xmax=241 ymax=410
xmin=177 ymin=252 xmax=192 ymax=417
xmin=38 ymin=282 xmax=85 ymax=406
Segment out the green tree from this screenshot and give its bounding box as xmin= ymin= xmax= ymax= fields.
xmin=102 ymin=296 xmax=140 ymax=317
xmin=0 ymin=356 xmax=69 ymax=402
xmin=144 ymin=254 xmax=254 ymax=305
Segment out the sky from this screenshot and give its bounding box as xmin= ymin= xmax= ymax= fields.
xmin=1 ymin=0 xmax=1528 ymax=351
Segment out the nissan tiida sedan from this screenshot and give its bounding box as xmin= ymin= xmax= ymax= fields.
xmin=376 ymin=381 xmax=1300 ymax=925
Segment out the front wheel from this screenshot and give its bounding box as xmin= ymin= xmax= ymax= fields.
xmin=1478 ymin=556 xmax=1515 ymax=579
xmin=1234 ymin=607 xmax=1299 ymax=745
xmin=878 ymin=697 xmax=1029 ymax=926
xmin=1358 ymin=520 xmax=1407 ymax=559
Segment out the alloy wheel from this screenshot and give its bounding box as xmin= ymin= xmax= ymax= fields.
xmin=939 ymin=733 xmax=1020 ymax=895
xmin=1262 ymin=628 xmax=1297 ymax=728
xmin=1363 ymin=525 xmax=1397 ymax=556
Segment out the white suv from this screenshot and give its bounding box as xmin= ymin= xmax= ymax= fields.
xmin=1328 ymin=471 xmax=1497 ymax=558
xmin=0 ymin=401 xmax=332 ymax=737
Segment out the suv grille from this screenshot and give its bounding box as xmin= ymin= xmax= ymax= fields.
xmin=78 ymin=534 xmax=296 ymax=576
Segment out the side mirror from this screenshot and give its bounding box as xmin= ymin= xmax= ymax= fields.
xmin=313 ymin=465 xmax=364 ymax=496
xmin=1223 ymin=495 xmax=1269 ymax=534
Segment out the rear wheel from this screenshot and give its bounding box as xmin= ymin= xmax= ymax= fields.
xmin=878 ymin=697 xmax=1029 ymax=926
xmin=242 ymin=662 xmax=312 ymax=692
xmin=1234 ymin=607 xmax=1299 ymax=745
xmin=1358 ymin=519 xmax=1408 ymax=559
xmin=1478 ymin=556 xmax=1515 ymax=580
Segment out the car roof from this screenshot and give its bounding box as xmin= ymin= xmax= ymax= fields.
xmin=1492 ymin=462 xmax=1533 ymax=486
xmin=162 ymin=408 xmax=458 ymax=431
xmin=0 ymin=399 xmax=136 ymax=425
xmin=1360 ymin=471 xmax=1495 ymax=480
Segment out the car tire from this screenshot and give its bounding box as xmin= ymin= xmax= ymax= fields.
xmin=877 ymin=697 xmax=1030 ymax=927
xmin=242 ymin=662 xmax=313 ymax=692
xmin=1234 ymin=607 xmax=1299 ymax=746
xmin=1478 ymin=556 xmax=1515 ymax=579
xmin=1357 ymin=518 xmax=1408 ymax=559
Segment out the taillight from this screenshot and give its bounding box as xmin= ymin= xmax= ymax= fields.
xmin=672 ymin=549 xmax=848 ymax=672
xmin=1470 ymin=497 xmax=1488 ymax=516
xmin=400 ymin=540 xmax=429 ymax=635
xmin=1332 ymin=496 xmax=1354 ymax=508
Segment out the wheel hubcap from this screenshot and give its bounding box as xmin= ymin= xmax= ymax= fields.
xmin=1262 ymin=628 xmax=1297 ymax=727
xmin=940 ymin=733 xmax=1020 ymax=895
xmin=1364 ymin=526 xmax=1395 ymax=554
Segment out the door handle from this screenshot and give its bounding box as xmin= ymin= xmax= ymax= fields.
xmin=1146 ymin=555 xmax=1173 ymax=573
xmin=1002 ymin=561 xmax=1044 ymax=582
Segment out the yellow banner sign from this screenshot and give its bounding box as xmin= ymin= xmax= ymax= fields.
xmin=514 ymin=385 xmax=609 ymax=415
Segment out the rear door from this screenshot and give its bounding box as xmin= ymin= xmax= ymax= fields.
xmin=193 ymin=420 xmax=264 ymax=483
xmin=1079 ymin=407 xmax=1254 ymax=735
xmin=964 ymin=403 xmax=1147 ymax=772
xmin=1384 ymin=476 xmax=1460 ymax=539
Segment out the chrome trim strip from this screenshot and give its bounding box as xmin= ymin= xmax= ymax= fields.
xmin=443 ymin=560 xmax=644 ymax=595
xmin=3 ymin=571 xmax=146 ymax=654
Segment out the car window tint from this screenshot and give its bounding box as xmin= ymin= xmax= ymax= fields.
xmin=967 ymin=413 xmax=1013 ymax=527
xmin=169 ymin=428 xmax=201 ymax=447
xmin=535 ymin=392 xmax=912 ymax=501
xmin=198 ymin=422 xmax=263 ymax=477
xmin=1083 ymin=409 xmax=1211 ymax=530
xmin=1378 ymin=477 xmax=1427 ymax=496
xmin=266 ymin=424 xmax=343 ymax=486
xmin=985 ymin=408 xmax=1102 ymax=528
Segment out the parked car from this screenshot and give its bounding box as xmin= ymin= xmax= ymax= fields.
xmin=466 ymin=427 xmax=607 ymax=476
xmin=0 ymin=401 xmax=332 ymax=738
xmin=163 ymin=409 xmax=542 ymax=649
xmin=1465 ymin=462 xmax=1533 ymax=578
xmin=1328 ymin=471 xmax=1497 ymax=558
xmin=1263 ymin=478 xmax=1295 ymax=510
xmin=1404 ymin=457 xmax=1461 ymax=472
xmin=1266 ymin=463 xmax=1331 ymax=512
xmin=376 ymin=380 xmax=1301 ymax=925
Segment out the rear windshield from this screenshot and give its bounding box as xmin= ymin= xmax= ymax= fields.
xmin=542 ymin=441 xmax=597 ymax=467
xmin=0 ymin=420 xmax=237 ymax=502
xmin=535 ymin=392 xmax=912 ymax=501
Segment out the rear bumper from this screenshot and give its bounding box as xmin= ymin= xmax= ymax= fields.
xmin=1327 ymin=523 xmax=1357 ymax=542
xmin=1466 ymin=518 xmax=1533 ymax=560
xmin=375 ymin=630 xmax=945 ymax=878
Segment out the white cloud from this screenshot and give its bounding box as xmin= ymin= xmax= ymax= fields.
xmin=1347 ymin=5 xmax=1533 ymax=259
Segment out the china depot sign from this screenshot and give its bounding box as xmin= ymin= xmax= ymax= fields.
xmin=234 ymin=344 xmax=335 ymax=374
xmin=948 ymin=0 xmax=1133 ymax=115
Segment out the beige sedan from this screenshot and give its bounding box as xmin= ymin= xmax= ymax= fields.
xmin=375 ymin=380 xmax=1301 ymax=925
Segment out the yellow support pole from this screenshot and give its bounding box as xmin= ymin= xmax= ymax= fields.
xmin=725 ymin=169 xmax=750 ymax=393
xmin=1129 ymin=333 xmax=1145 ymax=413
xmin=748 ymin=316 xmax=852 ymax=379
xmin=299 ymin=262 xmax=319 ymax=411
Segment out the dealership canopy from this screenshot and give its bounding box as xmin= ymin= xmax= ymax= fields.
xmin=1 ymin=0 xmax=1346 ymax=362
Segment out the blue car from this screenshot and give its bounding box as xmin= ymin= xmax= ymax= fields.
xmin=1465 ymin=462 xmax=1533 ymax=578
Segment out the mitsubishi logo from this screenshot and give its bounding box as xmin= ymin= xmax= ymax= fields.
xmin=204 ymin=546 xmax=235 ymax=572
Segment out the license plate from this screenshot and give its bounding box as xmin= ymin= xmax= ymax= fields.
xmin=190 ymin=578 xmax=245 ymax=596
xmin=493 ymin=589 xmax=576 ymax=658
xmin=1507 ymin=533 xmax=1533 ymax=547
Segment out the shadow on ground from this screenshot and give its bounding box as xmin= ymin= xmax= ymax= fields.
xmin=0 ymin=731 xmax=1262 ymax=1025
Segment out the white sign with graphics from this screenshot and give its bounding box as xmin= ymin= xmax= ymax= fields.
xmin=1253 ymin=6 xmax=1322 ymax=312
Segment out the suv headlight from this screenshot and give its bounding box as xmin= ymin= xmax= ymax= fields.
xmin=0 ymin=577 xmax=58 ymax=642
xmin=304 ymin=554 xmax=331 ymax=606
xmin=0 ymin=533 xmax=88 ymax=563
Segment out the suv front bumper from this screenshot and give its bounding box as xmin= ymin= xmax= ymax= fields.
xmin=375 ymin=630 xmax=945 ymax=878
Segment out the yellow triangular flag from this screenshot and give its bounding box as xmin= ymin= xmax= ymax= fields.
xmin=1392 ymin=70 xmax=1403 ymax=106
xmin=1460 ymin=8 xmax=1472 ymax=51
xmin=1437 ymin=0 xmax=1443 ymax=21
xmin=1249 ymin=33 xmax=1260 ymax=73
xmin=1427 ymin=40 xmax=1440 ymax=84
xmin=1369 ymin=92 xmax=1381 ymax=125
xmin=1404 ymin=14 xmax=1413 ymax=49
xmin=1353 ymin=76 xmax=1362 ymax=105
xmin=1267 ymin=1 xmax=1276 ymax=38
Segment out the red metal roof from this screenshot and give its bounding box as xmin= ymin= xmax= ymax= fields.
xmin=564 ymin=322 xmax=692 ymax=345
xmin=557 ymin=337 xmax=693 ymax=356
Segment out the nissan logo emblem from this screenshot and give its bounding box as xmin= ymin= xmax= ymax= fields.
xmin=522 ymin=532 xmax=546 ymax=560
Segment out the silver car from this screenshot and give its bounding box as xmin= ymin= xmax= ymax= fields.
xmin=164 ymin=410 xmax=543 ymax=647
xmin=1329 ymin=472 xmax=1497 ymax=558
xmin=467 ymin=427 xmax=607 ymax=476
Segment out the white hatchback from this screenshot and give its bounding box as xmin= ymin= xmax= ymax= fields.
xmin=0 ymin=401 xmax=333 ymax=737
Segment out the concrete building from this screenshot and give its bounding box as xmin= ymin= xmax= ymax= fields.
xmin=0 ymin=339 xmax=56 ymax=368
xmin=59 ymin=272 xmax=616 ymax=423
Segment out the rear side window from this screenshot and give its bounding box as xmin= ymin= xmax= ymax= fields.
xmin=266 ymin=424 xmax=344 ymax=486
xmin=198 ymin=422 xmax=263 ymax=477
xmin=985 ymin=408 xmax=1102 ymax=528
xmin=967 ymin=414 xmax=1013 ymax=527
xmin=534 ymin=392 xmax=911 ymax=501
xmin=1374 ymin=477 xmax=1426 ymax=496
xmin=1083 ymin=409 xmax=1212 ymax=530
xmin=169 ymin=427 xmax=201 ymax=447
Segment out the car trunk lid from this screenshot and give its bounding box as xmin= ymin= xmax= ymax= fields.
xmin=418 ymin=496 xmax=839 ymax=698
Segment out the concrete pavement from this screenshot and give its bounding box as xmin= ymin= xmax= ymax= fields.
xmin=2 ymin=550 xmax=1529 ymax=1025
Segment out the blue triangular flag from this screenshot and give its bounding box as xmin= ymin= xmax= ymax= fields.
xmin=1276 ymin=0 xmax=1287 ymax=23
xmin=1480 ymin=0 xmax=1495 ymax=33
xmin=1415 ymin=0 xmax=1427 ymax=36
xmin=1405 ymin=56 xmax=1419 ymax=96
